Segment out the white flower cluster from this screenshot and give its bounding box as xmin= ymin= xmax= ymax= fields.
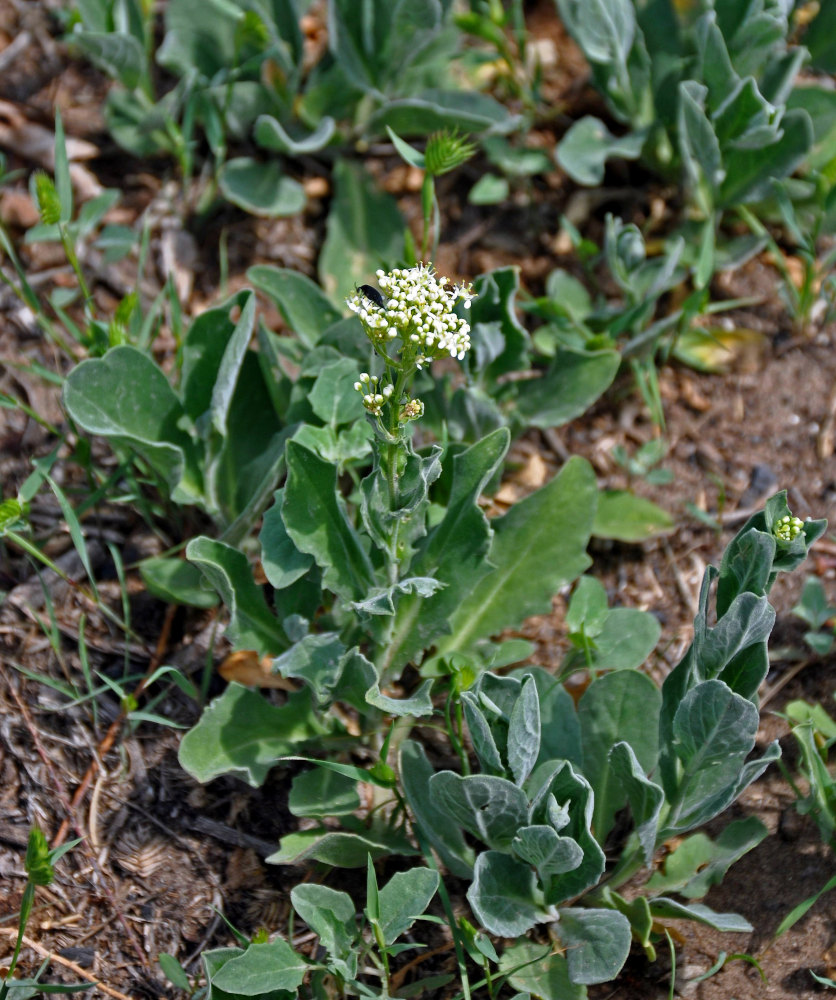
xmin=347 ymin=264 xmax=474 ymax=369
xmin=773 ymin=513 xmax=804 ymax=542
xmin=353 ymin=372 xmax=394 ymax=416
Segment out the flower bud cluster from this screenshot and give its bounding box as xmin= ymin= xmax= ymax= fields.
xmin=353 ymin=372 xmax=394 ymax=416
xmin=399 ymin=398 xmax=424 ymax=422
xmin=347 ymin=264 xmax=474 ymax=370
xmin=773 ymin=513 xmax=804 ymax=542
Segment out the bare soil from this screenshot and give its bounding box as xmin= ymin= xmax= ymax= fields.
xmin=0 ymin=3 xmax=834 ymax=999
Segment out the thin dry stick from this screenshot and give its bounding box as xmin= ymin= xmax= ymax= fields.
xmin=52 ymin=601 xmax=177 ymax=849
xmin=0 ymin=926 xmax=136 ymax=1000
xmin=4 ymin=680 xmax=147 ymax=966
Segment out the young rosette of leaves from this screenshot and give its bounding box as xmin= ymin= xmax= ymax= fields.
xmin=400 ymin=493 xmax=825 ymax=988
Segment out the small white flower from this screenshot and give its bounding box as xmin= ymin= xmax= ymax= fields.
xmin=346 ymin=263 xmax=474 ymax=368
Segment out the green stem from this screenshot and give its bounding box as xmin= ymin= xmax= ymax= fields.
xmin=59 ymin=224 xmax=94 ymax=322
xmin=1 ymin=880 xmax=35 ymax=996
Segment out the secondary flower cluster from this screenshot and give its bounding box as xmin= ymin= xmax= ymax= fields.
xmin=353 ymin=372 xmax=393 ymax=416
xmin=347 ymin=264 xmax=474 ymax=370
xmin=773 ymin=513 xmax=804 ymax=542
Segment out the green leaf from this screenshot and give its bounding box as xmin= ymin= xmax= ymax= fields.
xmin=807 ymin=1 xmax=836 ymax=71
xmin=268 ymin=826 xmax=417 ymax=867
xmin=71 ymin=30 xmax=145 ymax=88
xmin=431 ymin=772 xmax=529 ymax=850
xmin=585 ymin=607 xmax=661 ymax=671
xmin=566 ymin=576 xmax=608 ymax=636
xmin=592 ymin=490 xmax=674 ymax=541
xmin=178 ymin=684 xmax=326 ymax=787
xmin=248 ymin=265 xmax=343 ymax=348
xmin=139 ymin=556 xmax=219 ymax=608
xmin=364 ymin=677 xmax=435 ymax=716
xmin=514 ymin=346 xmax=620 ymax=428
xmin=260 ymin=490 xmax=314 ymax=589
xmin=666 ymin=679 xmax=779 ymax=833
xmin=369 ymin=89 xmax=513 ymax=136
xmin=210 ymin=939 xmax=308 ymax=996
xmin=378 ymin=868 xmax=439 ymax=945
xmin=385 ymin=126 xmax=426 ymax=168
xmin=534 ymin=761 xmax=606 ymax=905
xmin=500 ymin=939 xmax=584 ymax=1000
xmin=283 ymin=440 xmax=376 ymax=603
xmin=645 ymin=816 xmax=767 ymax=898
xmin=649 ymin=898 xmax=752 ymax=933
xmin=273 ymin=633 xmax=347 ymax=704
xmin=218 ymin=158 xmax=306 ymax=217
xmin=578 ymin=670 xmax=662 ymax=844
xmin=290 ymin=884 xmax=357 ymax=980
xmin=468 ymin=174 xmax=509 ymax=205
xmin=159 ymin=953 xmax=191 ymax=991
xmin=205 ymin=355 xmax=288 ymax=529
xmin=608 ymin=742 xmax=664 ymax=865
xmin=512 ymin=826 xmax=584 ymax=882
xmin=319 ymin=159 xmax=404 ymax=304
xmin=399 ymin=740 xmax=475 ymax=877
xmin=556 ymin=908 xmax=632 ymax=985
xmin=54 ymin=110 xmax=73 ymax=224
xmin=468 ymin=852 xmax=550 ymax=937
xmin=440 ymin=456 xmax=596 ymax=655
xmin=309 ymin=358 xmax=365 ymax=426
xmin=556 ymin=116 xmax=646 ymax=185
xmin=186 ymin=536 xmax=287 ymax=656
xmin=255 ymin=115 xmax=336 ymax=154
xmin=716 ymin=527 xmax=776 ymax=617
xmin=289 ymin=766 xmax=360 ymax=818
xmin=719 ymin=108 xmax=813 ymax=206
xmin=507 ymin=675 xmax=541 ymax=786
xmin=63 ymin=346 xmax=201 ymax=502
xmin=386 ymin=428 xmax=510 ymax=672
xmin=678 ymin=81 xmax=722 ymax=209
xmin=522 ymin=667 xmax=583 ymax=769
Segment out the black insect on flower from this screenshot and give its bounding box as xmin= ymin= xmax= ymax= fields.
xmin=356 ymin=283 xmax=386 ymax=308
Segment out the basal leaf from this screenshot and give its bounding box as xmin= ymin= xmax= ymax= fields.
xmin=210 ymin=939 xmax=308 ymax=996
xmin=431 ymin=772 xmax=529 ymax=850
xmin=186 ymin=536 xmax=287 ymax=655
xmin=440 ymin=456 xmax=596 ymax=655
xmin=468 ymin=851 xmax=550 ymax=937
xmin=649 ymin=898 xmax=753 ymax=933
xmin=645 ymin=816 xmax=767 ymax=898
xmin=248 ymin=265 xmax=342 ymax=348
xmin=63 ymin=346 xmax=201 ymax=501
xmin=592 ymin=490 xmax=674 ymax=542
xmin=608 ymin=742 xmax=664 ymax=865
xmin=289 ymin=767 xmax=360 ymax=818
xmin=400 ymin=740 xmax=475 ymax=877
xmin=319 ymin=159 xmax=404 ymax=304
xmin=500 ymin=940 xmax=584 ymax=1000
xmin=178 ymin=684 xmax=325 ymax=787
xmin=556 ymin=908 xmax=632 ymax=986
xmin=260 ymin=489 xmax=315 ymax=589
xmin=578 ymin=670 xmax=661 ymax=844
